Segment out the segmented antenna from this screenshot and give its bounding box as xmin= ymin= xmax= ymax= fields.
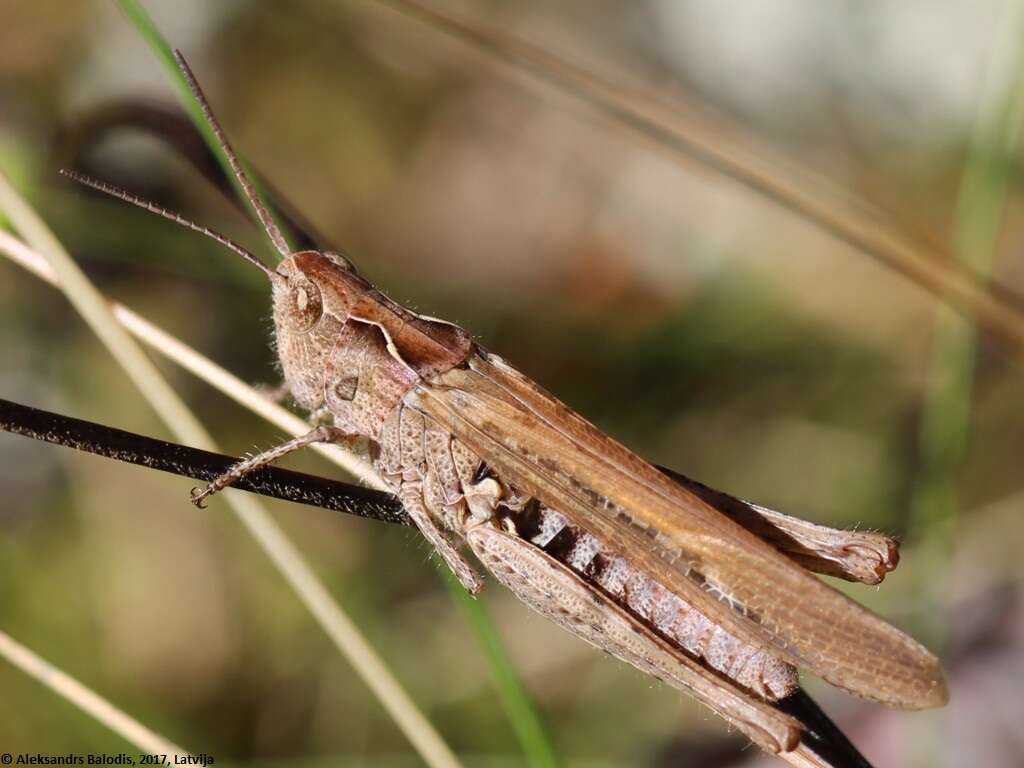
xmin=59 ymin=169 xmax=279 ymax=280
xmin=173 ymin=49 xmax=292 ymax=258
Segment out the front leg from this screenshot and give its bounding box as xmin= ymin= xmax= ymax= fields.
xmin=191 ymin=424 xmax=355 ymax=508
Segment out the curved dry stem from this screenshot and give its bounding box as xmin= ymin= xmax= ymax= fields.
xmin=0 ymin=177 xmax=461 ymax=768
xmin=374 ymin=0 xmax=1024 ymax=351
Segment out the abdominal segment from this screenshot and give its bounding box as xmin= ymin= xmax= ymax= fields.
xmin=497 ymin=501 xmax=798 ymax=701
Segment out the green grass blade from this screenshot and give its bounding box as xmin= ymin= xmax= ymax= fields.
xmin=907 ymin=6 xmax=1024 ymax=763
xmin=113 ymin=0 xmax=292 ymax=255
xmin=110 ymin=3 xmax=559 ymax=764
xmin=444 ymin=572 xmax=561 ymax=768
xmin=910 ymin=0 xmax=1024 ymax=619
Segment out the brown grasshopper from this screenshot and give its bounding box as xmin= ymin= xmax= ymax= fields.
xmin=64 ymin=51 xmax=947 ymax=767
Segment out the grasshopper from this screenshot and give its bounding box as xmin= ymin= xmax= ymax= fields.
xmin=64 ymin=51 xmax=947 ymax=767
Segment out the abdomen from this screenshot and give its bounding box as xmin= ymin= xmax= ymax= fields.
xmin=375 ymin=402 xmax=798 ymax=701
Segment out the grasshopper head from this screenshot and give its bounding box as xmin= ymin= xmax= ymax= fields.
xmin=271 ymin=250 xmax=368 ymax=411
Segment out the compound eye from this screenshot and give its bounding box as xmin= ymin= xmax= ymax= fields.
xmin=323 ymin=251 xmax=356 ymax=271
xmin=290 ymin=279 xmax=323 ymax=332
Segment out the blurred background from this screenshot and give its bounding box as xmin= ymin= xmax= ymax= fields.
xmin=1 ymin=1 xmax=1023 ymax=766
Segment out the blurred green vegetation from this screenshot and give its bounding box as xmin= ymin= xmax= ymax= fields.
xmin=2 ymin=2 xmax=1024 ymax=767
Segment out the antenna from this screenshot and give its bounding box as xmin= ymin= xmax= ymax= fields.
xmin=173 ymin=49 xmax=292 ymax=258
xmin=60 ymin=169 xmax=280 ymax=280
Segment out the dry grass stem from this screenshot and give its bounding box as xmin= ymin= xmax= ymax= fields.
xmin=377 ymin=0 xmax=1024 ymax=350
xmin=0 ymin=229 xmax=383 ymax=489
xmin=0 ymin=176 xmax=461 ymax=768
xmin=0 ymin=630 xmax=188 ymax=755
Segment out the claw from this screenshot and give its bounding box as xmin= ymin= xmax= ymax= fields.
xmin=190 ymin=486 xmax=210 ymax=509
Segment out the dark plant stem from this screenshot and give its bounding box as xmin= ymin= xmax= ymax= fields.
xmin=0 ymin=398 xmax=408 ymax=526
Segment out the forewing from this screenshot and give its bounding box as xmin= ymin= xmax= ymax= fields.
xmin=407 ymin=353 xmax=947 ymax=709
